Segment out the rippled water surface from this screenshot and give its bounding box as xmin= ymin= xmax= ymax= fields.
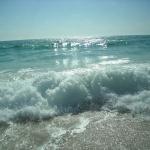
xmin=0 ymin=35 xmax=150 ymax=149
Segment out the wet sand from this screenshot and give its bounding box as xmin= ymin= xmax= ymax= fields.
xmin=0 ymin=111 xmax=150 ymax=150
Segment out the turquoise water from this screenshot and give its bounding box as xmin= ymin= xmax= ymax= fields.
xmin=0 ymin=35 xmax=150 ymax=122
xmin=1 ymin=35 xmax=150 ymax=71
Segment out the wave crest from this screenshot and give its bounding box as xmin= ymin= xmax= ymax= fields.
xmin=0 ymin=65 xmax=150 ymax=122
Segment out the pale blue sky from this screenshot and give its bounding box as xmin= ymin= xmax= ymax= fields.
xmin=0 ymin=0 xmax=150 ymax=41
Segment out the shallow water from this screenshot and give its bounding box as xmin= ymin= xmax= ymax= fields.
xmin=0 ymin=111 xmax=150 ymax=150
xmin=0 ymin=35 xmax=150 ymax=149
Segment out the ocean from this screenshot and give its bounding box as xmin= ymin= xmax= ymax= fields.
xmin=0 ymin=35 xmax=150 ymax=149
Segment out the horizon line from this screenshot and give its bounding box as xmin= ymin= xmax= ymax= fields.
xmin=0 ymin=34 xmax=150 ymax=42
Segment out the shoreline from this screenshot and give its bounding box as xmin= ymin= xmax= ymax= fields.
xmin=0 ymin=111 xmax=150 ymax=150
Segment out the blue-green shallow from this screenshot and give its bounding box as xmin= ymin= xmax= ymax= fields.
xmin=1 ymin=35 xmax=150 ymax=150
xmin=0 ymin=35 xmax=150 ymax=71
xmin=0 ymin=35 xmax=150 ymax=122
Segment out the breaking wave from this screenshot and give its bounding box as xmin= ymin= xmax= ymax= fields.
xmin=0 ymin=64 xmax=150 ymax=122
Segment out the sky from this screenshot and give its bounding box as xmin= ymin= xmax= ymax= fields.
xmin=0 ymin=0 xmax=150 ymax=41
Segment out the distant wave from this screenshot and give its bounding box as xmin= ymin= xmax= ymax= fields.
xmin=0 ymin=35 xmax=150 ymax=50
xmin=0 ymin=64 xmax=150 ymax=122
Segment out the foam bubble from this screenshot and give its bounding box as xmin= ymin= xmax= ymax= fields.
xmin=71 ymin=117 xmax=90 ymax=134
xmin=115 ymin=90 xmax=150 ymax=116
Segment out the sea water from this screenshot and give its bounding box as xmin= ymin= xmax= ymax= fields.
xmin=0 ymin=35 xmax=150 ymax=149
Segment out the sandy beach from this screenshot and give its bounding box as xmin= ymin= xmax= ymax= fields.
xmin=1 ymin=111 xmax=150 ymax=150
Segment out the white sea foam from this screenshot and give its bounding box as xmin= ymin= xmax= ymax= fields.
xmin=0 ymin=64 xmax=150 ymax=122
xmin=115 ymin=90 xmax=150 ymax=116
xmin=71 ymin=117 xmax=90 ymax=134
xmin=100 ymin=58 xmax=130 ymax=65
xmin=100 ymin=56 xmax=115 ymax=60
